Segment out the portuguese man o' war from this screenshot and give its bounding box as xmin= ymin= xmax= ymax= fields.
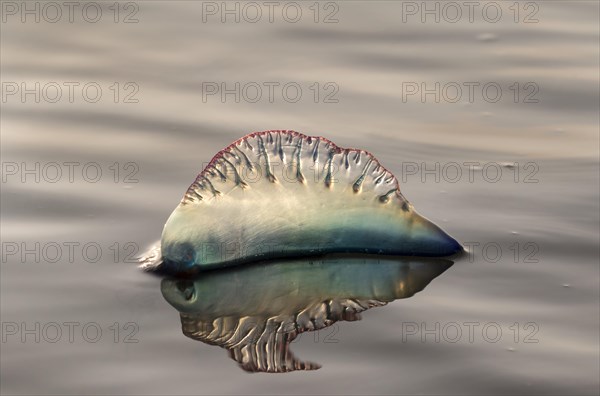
xmin=141 ymin=130 xmax=462 ymax=274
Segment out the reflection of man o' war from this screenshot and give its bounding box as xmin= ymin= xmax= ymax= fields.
xmin=161 ymin=256 xmax=453 ymax=373
xmin=144 ymin=130 xmax=461 ymax=275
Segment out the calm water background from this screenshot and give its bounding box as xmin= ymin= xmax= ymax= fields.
xmin=1 ymin=1 xmax=599 ymax=394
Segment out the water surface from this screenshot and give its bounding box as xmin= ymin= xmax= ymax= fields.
xmin=1 ymin=1 xmax=599 ymax=394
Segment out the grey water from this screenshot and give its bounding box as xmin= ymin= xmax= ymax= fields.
xmin=1 ymin=1 xmax=599 ymax=395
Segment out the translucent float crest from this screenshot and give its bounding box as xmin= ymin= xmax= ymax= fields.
xmin=156 ymin=130 xmax=461 ymax=273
